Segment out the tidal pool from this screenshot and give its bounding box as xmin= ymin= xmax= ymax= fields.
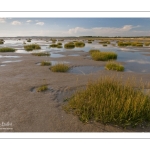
xmin=3 ymin=39 xmax=150 ymax=74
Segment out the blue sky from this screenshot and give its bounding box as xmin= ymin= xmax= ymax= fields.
xmin=0 ymin=18 xmax=150 ymax=37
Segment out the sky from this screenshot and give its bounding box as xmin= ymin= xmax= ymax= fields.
xmin=0 ymin=18 xmax=150 ymax=37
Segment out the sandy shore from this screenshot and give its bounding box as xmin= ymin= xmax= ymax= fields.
xmin=1 ymin=50 xmax=150 ymax=132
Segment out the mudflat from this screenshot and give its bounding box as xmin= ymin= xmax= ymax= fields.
xmin=1 ymin=50 xmax=150 ymax=132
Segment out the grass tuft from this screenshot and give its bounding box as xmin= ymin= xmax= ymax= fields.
xmin=0 ymin=47 xmax=15 ymax=52
xmin=63 ymin=76 xmax=150 ymax=127
xmin=105 ymin=61 xmax=124 ymax=71
xmin=91 ymin=51 xmax=117 ymax=61
xmin=37 ymin=85 xmax=48 ymax=92
xmin=50 ymin=63 xmax=69 ymax=72
xmin=24 ymin=44 xmax=41 ymax=51
xmin=41 ymin=61 xmax=51 ymax=66
xmin=89 ymin=49 xmax=100 ymax=55
xmin=74 ymin=42 xmax=85 ymax=47
xmin=64 ymin=42 xmax=75 ymax=49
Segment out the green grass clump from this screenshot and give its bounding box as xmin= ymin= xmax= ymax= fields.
xmin=0 ymin=41 xmax=4 ymax=44
xmin=50 ymin=44 xmax=58 ymax=48
xmin=89 ymin=49 xmax=100 ymax=55
xmin=0 ymin=47 xmax=16 ymax=52
xmin=91 ymin=51 xmax=117 ymax=61
xmin=37 ymin=85 xmax=48 ymax=92
xmin=118 ymin=42 xmax=143 ymax=47
xmin=41 ymin=61 xmax=51 ymax=66
xmin=50 ymin=63 xmax=69 ymax=72
xmin=57 ymin=42 xmax=62 ymax=45
xmin=103 ymin=44 xmax=107 ymax=46
xmin=26 ymin=39 xmax=31 ymax=42
xmin=24 ymin=44 xmax=41 ymax=51
xmin=88 ymin=41 xmax=92 ymax=43
xmin=105 ymin=61 xmax=124 ymax=71
xmin=144 ymin=42 xmax=150 ymax=46
xmin=64 ymin=42 xmax=75 ymax=49
xmin=63 ymin=76 xmax=150 ymax=127
xmin=74 ymin=42 xmax=85 ymax=47
xmin=57 ymin=45 xmax=63 ymax=48
xmin=32 ymin=52 xmax=50 ymax=56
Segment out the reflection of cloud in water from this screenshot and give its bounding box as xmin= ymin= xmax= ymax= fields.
xmin=126 ymin=60 xmax=150 ymax=64
xmin=2 ymin=60 xmax=22 ymax=63
xmin=120 ymin=48 xmax=138 ymax=51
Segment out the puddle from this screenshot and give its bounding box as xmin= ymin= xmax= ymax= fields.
xmin=0 ymin=64 xmax=6 ymax=66
xmin=36 ymin=61 xmax=69 ymax=66
xmin=50 ymin=53 xmax=65 ymax=58
xmin=69 ymin=66 xmax=103 ymax=75
xmin=2 ymin=60 xmax=22 ymax=63
xmin=0 ymin=55 xmax=21 ymax=58
xmin=51 ymin=61 xmax=69 ymax=66
xmin=68 ymin=54 xmax=80 ymax=56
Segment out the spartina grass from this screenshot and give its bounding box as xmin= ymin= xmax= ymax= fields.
xmin=89 ymin=49 xmax=100 ymax=55
xmin=64 ymin=42 xmax=75 ymax=49
xmin=41 ymin=61 xmax=51 ymax=66
xmin=91 ymin=51 xmax=117 ymax=61
xmin=105 ymin=61 xmax=124 ymax=71
xmin=63 ymin=76 xmax=150 ymax=127
xmin=50 ymin=63 xmax=69 ymax=72
xmin=37 ymin=85 xmax=48 ymax=92
xmin=24 ymin=44 xmax=41 ymax=51
xmin=0 ymin=47 xmax=16 ymax=52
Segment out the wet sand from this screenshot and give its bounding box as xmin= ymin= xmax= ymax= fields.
xmin=1 ymin=50 xmax=150 ymax=132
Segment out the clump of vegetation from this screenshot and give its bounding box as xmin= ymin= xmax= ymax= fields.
xmin=57 ymin=42 xmax=62 ymax=45
xmin=57 ymin=45 xmax=63 ymax=48
xmin=0 ymin=39 xmax=4 ymax=44
xmin=50 ymin=44 xmax=58 ymax=48
xmin=144 ymin=42 xmax=150 ymax=46
xmin=89 ymin=49 xmax=100 ymax=55
xmin=88 ymin=40 xmax=93 ymax=43
xmin=24 ymin=44 xmax=41 ymax=51
xmin=63 ymin=76 xmax=150 ymax=127
xmin=23 ymin=41 xmax=26 ymax=44
xmin=103 ymin=44 xmax=107 ymax=46
xmin=32 ymin=52 xmax=50 ymax=56
xmin=50 ymin=63 xmax=69 ymax=72
xmin=0 ymin=47 xmax=16 ymax=52
xmin=26 ymin=39 xmax=32 ymax=42
xmin=37 ymin=85 xmax=48 ymax=92
xmin=74 ymin=42 xmax=85 ymax=47
xmin=41 ymin=61 xmax=51 ymax=66
xmin=51 ymin=39 xmax=57 ymax=43
xmin=64 ymin=42 xmax=75 ymax=49
xmin=105 ymin=61 xmax=124 ymax=71
xmin=91 ymin=51 xmax=117 ymax=61
xmin=118 ymin=42 xmax=143 ymax=47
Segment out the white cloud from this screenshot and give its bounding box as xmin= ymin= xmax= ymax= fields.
xmin=0 ymin=18 xmax=6 ymax=23
xmin=11 ymin=21 xmax=21 ymax=25
xmin=66 ymin=25 xmax=142 ymax=36
xmin=36 ymin=22 xmax=44 ymax=26
xmin=26 ymin=20 xmax=32 ymax=23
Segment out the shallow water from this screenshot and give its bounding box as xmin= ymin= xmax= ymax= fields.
xmin=2 ymin=60 xmax=22 ymax=63
xmin=2 ymin=39 xmax=150 ymax=73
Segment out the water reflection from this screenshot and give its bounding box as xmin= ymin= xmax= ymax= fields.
xmin=3 ymin=39 xmax=150 ymax=73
